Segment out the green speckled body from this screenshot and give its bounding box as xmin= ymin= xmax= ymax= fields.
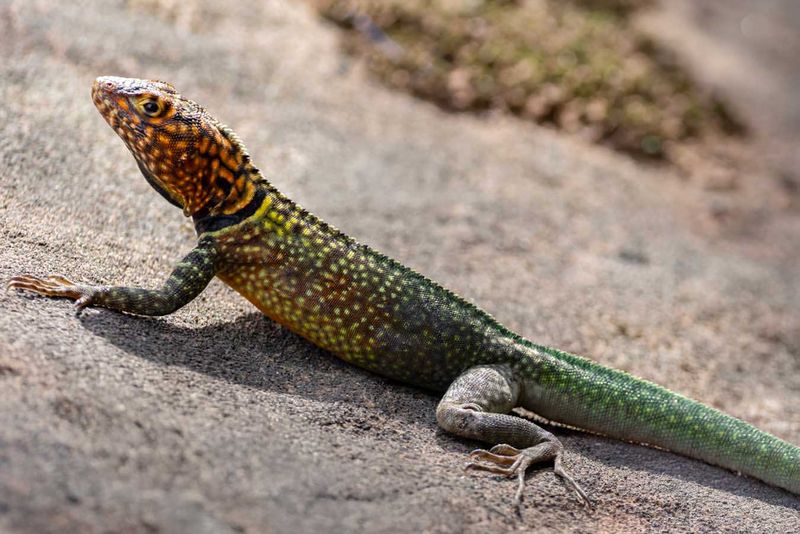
xmin=211 ymin=188 xmax=504 ymax=391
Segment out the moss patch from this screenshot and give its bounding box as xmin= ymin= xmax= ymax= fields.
xmin=313 ymin=0 xmax=742 ymax=158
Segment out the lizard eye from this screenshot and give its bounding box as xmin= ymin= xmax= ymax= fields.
xmin=140 ymin=99 xmax=162 ymax=117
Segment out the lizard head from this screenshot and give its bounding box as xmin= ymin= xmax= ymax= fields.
xmin=92 ymin=76 xmax=259 ymax=218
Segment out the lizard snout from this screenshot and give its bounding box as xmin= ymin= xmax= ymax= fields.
xmin=92 ymin=76 xmax=118 ymax=96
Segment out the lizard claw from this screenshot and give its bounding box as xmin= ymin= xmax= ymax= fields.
xmin=7 ymin=274 xmax=97 ymax=312
xmin=466 ymin=441 xmax=592 ymax=510
xmin=74 ymin=295 xmax=95 ymax=314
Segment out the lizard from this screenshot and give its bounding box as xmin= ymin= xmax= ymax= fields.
xmin=8 ymin=76 xmax=799 ymax=508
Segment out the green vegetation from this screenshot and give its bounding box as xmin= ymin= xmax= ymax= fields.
xmin=314 ymin=0 xmax=741 ymax=158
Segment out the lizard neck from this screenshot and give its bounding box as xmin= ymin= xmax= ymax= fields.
xmin=208 ymin=164 xmax=262 ymax=216
xmin=181 ymin=117 xmax=266 ymax=220
xmin=192 ymin=168 xmax=270 ymax=235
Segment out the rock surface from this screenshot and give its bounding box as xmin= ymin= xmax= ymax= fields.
xmin=0 ymin=1 xmax=798 ymax=532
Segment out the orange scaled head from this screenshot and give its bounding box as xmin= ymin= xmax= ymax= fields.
xmin=92 ymin=76 xmax=255 ymax=217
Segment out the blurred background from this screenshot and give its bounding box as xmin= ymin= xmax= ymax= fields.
xmin=1 ymin=1 xmax=799 ymax=532
xmin=136 ymin=0 xmax=800 ymax=178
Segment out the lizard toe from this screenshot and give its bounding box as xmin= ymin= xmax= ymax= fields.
xmin=8 ymin=274 xmax=86 ymax=301
xmin=465 ymin=440 xmax=592 ymax=510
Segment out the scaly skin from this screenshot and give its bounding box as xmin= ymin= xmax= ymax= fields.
xmin=8 ymin=77 xmax=799 ymax=508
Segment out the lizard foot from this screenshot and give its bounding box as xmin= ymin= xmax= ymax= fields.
xmin=7 ymin=275 xmax=98 ymax=312
xmin=465 ymin=442 xmax=592 ymax=509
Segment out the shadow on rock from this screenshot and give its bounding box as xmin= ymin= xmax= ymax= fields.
xmin=78 ymin=310 xmax=436 ymax=427
xmin=80 ymin=309 xmax=799 ymax=511
xmin=577 ymin=432 xmax=800 ymax=511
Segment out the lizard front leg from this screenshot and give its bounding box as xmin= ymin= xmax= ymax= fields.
xmin=436 ymin=364 xmax=591 ymax=510
xmin=7 ymin=238 xmax=218 ymax=316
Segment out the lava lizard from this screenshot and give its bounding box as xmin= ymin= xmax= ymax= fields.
xmin=8 ymin=77 xmax=799 ymax=508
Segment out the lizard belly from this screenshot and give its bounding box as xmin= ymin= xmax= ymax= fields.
xmin=217 ymin=265 xmax=490 ymax=392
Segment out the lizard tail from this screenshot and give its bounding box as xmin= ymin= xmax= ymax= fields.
xmin=524 ymin=343 xmax=800 ymax=495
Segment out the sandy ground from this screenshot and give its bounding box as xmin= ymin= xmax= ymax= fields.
xmin=0 ymin=0 xmax=798 ymax=532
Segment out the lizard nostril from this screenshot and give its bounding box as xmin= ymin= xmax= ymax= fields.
xmin=101 ymin=80 xmax=115 ymax=92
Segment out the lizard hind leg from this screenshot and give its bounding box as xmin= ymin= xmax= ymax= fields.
xmin=435 ymin=364 xmax=591 ymax=510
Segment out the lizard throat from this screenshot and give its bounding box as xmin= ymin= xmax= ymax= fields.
xmin=134 ymin=157 xmax=183 ymax=209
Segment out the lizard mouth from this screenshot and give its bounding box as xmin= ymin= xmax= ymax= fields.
xmin=91 ymin=77 xmax=150 ymax=164
xmin=90 ymin=76 xmax=186 ymax=211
